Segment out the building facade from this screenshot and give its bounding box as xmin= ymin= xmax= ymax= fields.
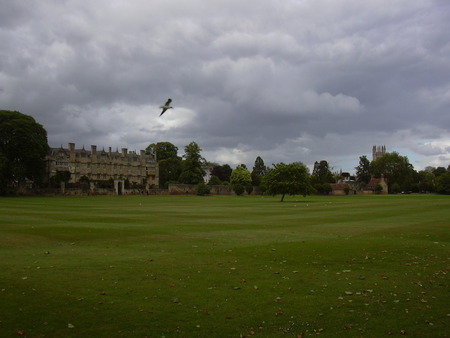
xmin=46 ymin=143 xmax=158 ymax=188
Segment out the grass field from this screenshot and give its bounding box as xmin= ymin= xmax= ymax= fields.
xmin=0 ymin=194 xmax=448 ymax=337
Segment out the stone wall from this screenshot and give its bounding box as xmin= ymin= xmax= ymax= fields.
xmin=168 ymin=184 xmax=260 ymax=195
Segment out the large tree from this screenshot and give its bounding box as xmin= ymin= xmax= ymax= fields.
xmin=146 ymin=142 xmax=179 ymax=161
xmin=178 ymin=142 xmax=206 ymax=184
xmin=312 ymin=160 xmax=334 ymax=184
xmin=251 ymin=156 xmax=267 ymax=186
xmin=262 ymin=162 xmax=313 ymax=202
xmin=146 ymin=142 xmax=181 ymax=188
xmin=371 ymin=152 xmax=415 ymax=191
xmin=0 ymin=110 xmax=49 ymax=194
xmin=158 ymin=158 xmax=183 ymax=188
xmin=435 ymin=172 xmax=450 ymax=194
xmin=230 ymin=165 xmax=252 ymax=186
xmin=355 ymin=155 xmax=372 ymax=186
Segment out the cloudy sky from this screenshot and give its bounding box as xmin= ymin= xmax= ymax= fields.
xmin=1 ymin=0 xmax=449 ymax=173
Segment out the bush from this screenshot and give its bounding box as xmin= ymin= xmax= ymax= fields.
xmin=245 ymin=184 xmax=253 ymax=195
xmin=196 ymin=182 xmax=210 ymax=196
xmin=391 ymin=183 xmax=401 ymax=194
xmin=233 ymin=183 xmax=245 ymax=196
xmin=323 ymin=183 xmax=332 ymax=195
xmin=373 ymin=183 xmax=383 ymax=194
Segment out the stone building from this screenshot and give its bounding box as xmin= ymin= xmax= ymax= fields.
xmin=372 ymin=145 xmax=386 ymax=161
xmin=46 ymin=143 xmax=158 ymax=189
xmin=363 ymin=175 xmax=388 ymax=194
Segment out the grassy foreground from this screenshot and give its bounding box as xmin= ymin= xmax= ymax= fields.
xmin=0 ymin=194 xmax=448 ymax=337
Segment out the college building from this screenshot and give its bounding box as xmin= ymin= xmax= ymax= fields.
xmin=46 ymin=143 xmax=158 ymax=189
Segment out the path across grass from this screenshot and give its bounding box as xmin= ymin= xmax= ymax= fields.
xmin=0 ymin=195 xmax=448 ymax=336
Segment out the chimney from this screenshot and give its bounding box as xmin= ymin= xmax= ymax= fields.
xmin=69 ymin=143 xmax=75 ymax=161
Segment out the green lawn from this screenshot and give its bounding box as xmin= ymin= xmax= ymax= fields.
xmin=0 ymin=194 xmax=448 ymax=337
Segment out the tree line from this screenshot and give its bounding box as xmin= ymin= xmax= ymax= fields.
xmin=148 ymin=140 xmax=450 ymax=199
xmin=1 ymin=110 xmax=450 ymax=197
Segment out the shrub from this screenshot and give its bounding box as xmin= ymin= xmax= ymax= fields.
xmin=374 ymin=183 xmax=383 ymax=194
xmin=233 ymin=183 xmax=245 ymax=196
xmin=196 ymin=182 xmax=210 ymax=196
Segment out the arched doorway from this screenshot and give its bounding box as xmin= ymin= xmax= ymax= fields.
xmin=114 ymin=179 xmax=125 ymax=195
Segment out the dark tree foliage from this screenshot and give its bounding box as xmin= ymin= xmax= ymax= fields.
xmin=371 ymin=152 xmax=415 ymax=191
xmin=355 ymin=155 xmax=371 ymax=185
xmin=49 ymin=170 xmax=71 ymax=188
xmin=210 ymin=165 xmax=226 ymax=182
xmin=207 ymin=175 xmax=222 ymax=186
xmin=146 ymin=142 xmax=179 ymax=161
xmin=233 ymin=183 xmax=245 ymax=196
xmin=435 ymin=172 xmax=450 ymax=194
xmin=146 ymin=142 xmax=181 ymax=188
xmin=433 ymin=166 xmax=447 ymax=177
xmin=262 ymin=162 xmax=313 ymax=202
xmin=158 ymin=158 xmax=182 ymax=188
xmin=221 ymin=164 xmax=232 ymax=182
xmin=0 ymin=110 xmax=49 ymax=194
xmin=179 ymin=142 xmax=206 ymax=185
xmin=312 ymin=160 xmax=334 ymax=184
xmin=251 ymin=156 xmax=267 ymax=186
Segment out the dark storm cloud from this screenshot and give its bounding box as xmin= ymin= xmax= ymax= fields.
xmin=1 ymin=0 xmax=449 ymax=172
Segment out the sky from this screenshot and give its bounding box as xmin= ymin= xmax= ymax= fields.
xmin=1 ymin=0 xmax=449 ymax=174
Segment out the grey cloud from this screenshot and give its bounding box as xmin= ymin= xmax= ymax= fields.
xmin=1 ymin=0 xmax=449 ymax=172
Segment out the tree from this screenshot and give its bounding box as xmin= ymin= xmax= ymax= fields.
xmin=251 ymin=156 xmax=267 ymax=186
xmin=221 ymin=164 xmax=232 ymax=182
xmin=50 ymin=170 xmax=71 ymax=188
xmin=210 ymin=165 xmax=223 ymax=180
xmin=146 ymin=142 xmax=179 ymax=161
xmin=262 ymin=162 xmax=313 ymax=202
xmin=355 ymin=156 xmax=371 ymax=186
xmin=230 ymin=165 xmax=252 ymax=188
xmin=433 ymin=166 xmax=447 ymax=177
xmin=158 ymin=158 xmax=182 ymax=188
xmin=371 ymin=152 xmax=415 ymax=192
xmin=207 ymin=175 xmax=222 ymax=185
xmin=417 ymin=170 xmax=435 ymax=192
xmin=312 ymin=160 xmax=334 ymax=184
xmin=146 ymin=142 xmax=181 ymax=188
xmin=210 ymin=164 xmax=233 ymax=182
xmin=0 ymin=110 xmax=49 ymax=194
xmin=435 ymin=172 xmax=450 ymax=194
xmin=178 ymin=142 xmax=206 ymax=184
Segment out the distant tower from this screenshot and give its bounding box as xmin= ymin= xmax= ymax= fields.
xmin=372 ymin=145 xmax=386 ymax=161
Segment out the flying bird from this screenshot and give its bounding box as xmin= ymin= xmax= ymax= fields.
xmin=159 ymin=98 xmax=173 ymax=116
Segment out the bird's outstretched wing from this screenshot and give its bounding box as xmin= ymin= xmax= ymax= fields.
xmin=159 ymin=98 xmax=173 ymax=117
xmin=159 ymin=108 xmax=169 ymax=116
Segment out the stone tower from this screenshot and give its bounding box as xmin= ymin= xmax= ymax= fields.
xmin=372 ymin=145 xmax=386 ymax=161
